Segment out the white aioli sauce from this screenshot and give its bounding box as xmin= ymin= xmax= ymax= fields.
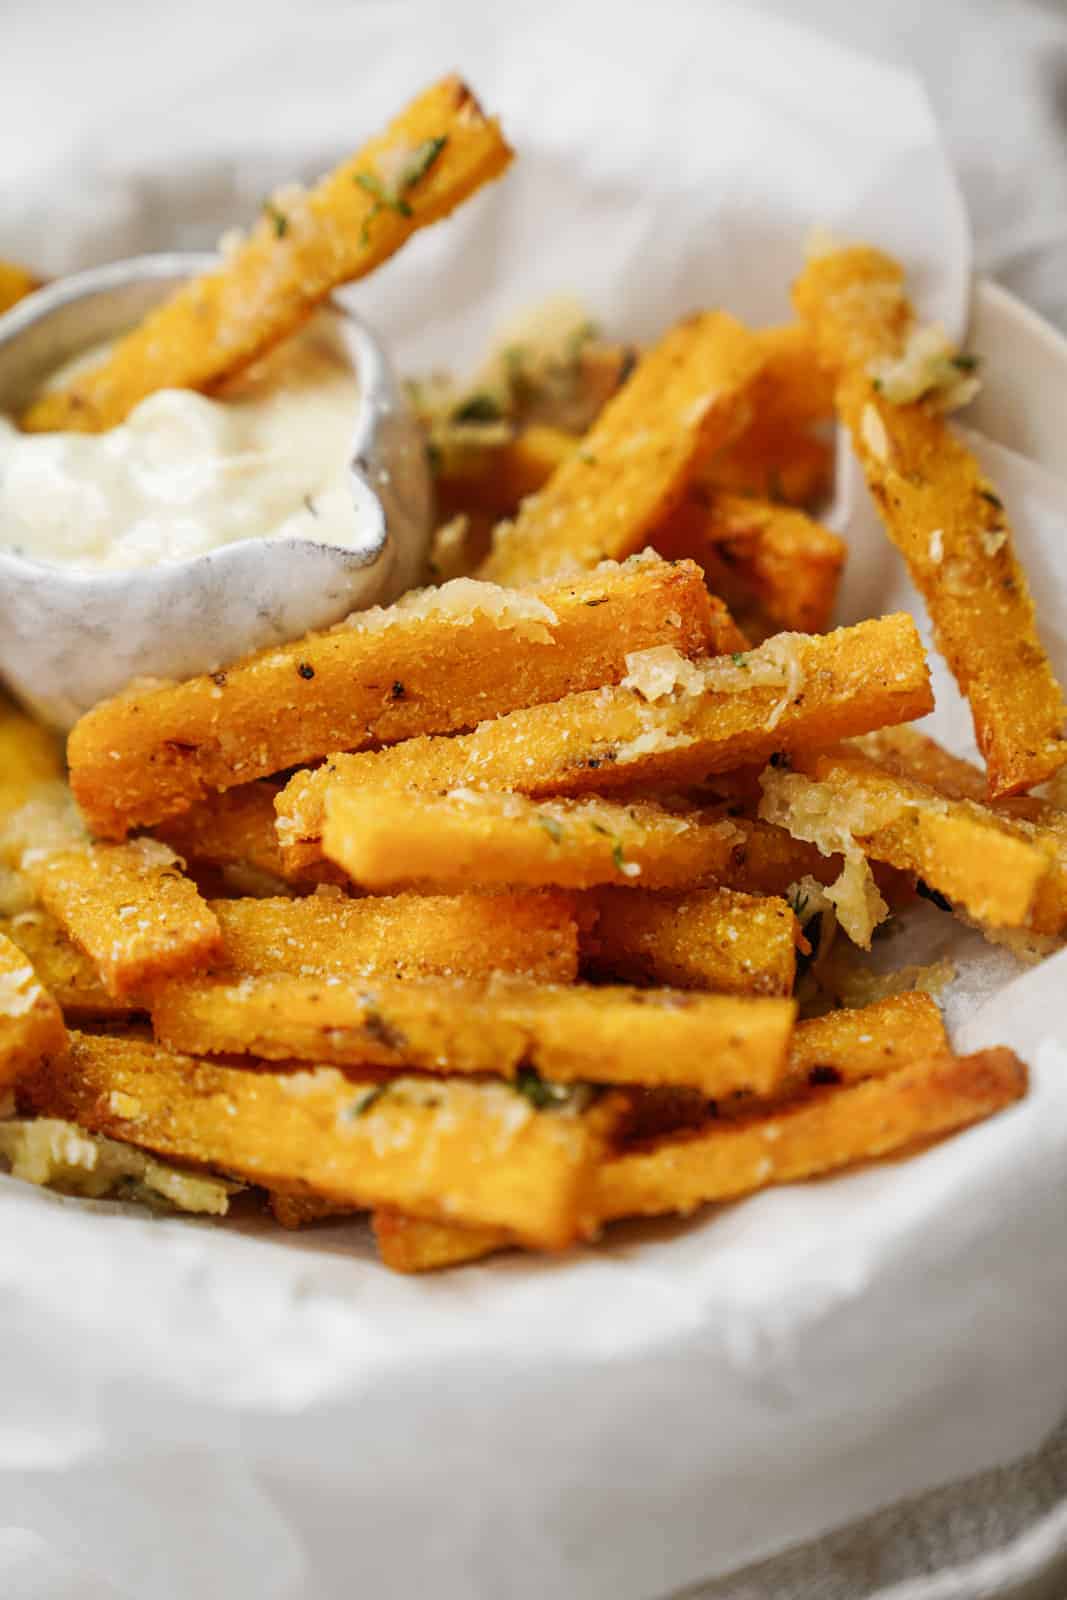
xmin=0 ymin=312 xmax=364 ymax=571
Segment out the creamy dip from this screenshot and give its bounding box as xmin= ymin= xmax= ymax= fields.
xmin=0 ymin=311 xmax=364 ymax=571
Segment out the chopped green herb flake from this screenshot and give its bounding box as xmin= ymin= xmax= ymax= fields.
xmin=787 ymin=888 xmax=809 ymax=920
xmin=514 ymin=1066 xmax=572 ymax=1110
xmin=361 ymin=1006 xmax=407 ymax=1053
xmin=979 ymin=489 xmax=1004 ymax=510
xmin=403 ymin=135 xmax=448 ymax=189
xmin=263 ymin=201 xmax=289 ymax=238
xmin=453 ymin=392 xmax=504 ymax=423
xmin=535 ymin=814 xmax=563 ymax=845
xmin=731 ymin=652 xmax=748 ymax=668
xmin=566 ymin=320 xmax=598 ymax=363
xmin=346 ymin=1084 xmax=388 ymax=1119
xmin=952 ymin=353 xmax=980 ymax=373
xmin=355 ymin=136 xmax=448 ymax=244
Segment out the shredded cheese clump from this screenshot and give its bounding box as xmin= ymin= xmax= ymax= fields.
xmin=870 ymin=324 xmax=981 ymax=411
xmin=343 ymin=577 xmax=559 ymax=642
xmin=0 ymin=1118 xmax=236 ymax=1214
xmin=759 ymin=766 xmax=899 ymax=947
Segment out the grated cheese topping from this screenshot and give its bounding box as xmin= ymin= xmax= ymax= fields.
xmin=860 ymin=403 xmax=890 ymax=463
xmin=0 ymin=961 xmax=42 ymax=1018
xmin=342 ymin=576 xmax=559 ymax=642
xmin=621 ymin=646 xmax=706 ymax=702
xmin=0 ymin=1117 xmax=236 ymax=1214
xmin=870 ymin=324 xmax=981 ymax=411
xmin=759 ymin=766 xmax=898 ymax=948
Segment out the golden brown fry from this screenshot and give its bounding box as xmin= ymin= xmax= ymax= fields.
xmin=654 ymin=487 xmax=846 ymax=635
xmin=781 ymin=991 xmax=948 ymax=1092
xmin=715 ymin=815 xmax=843 ymax=897
xmin=700 ymin=323 xmax=835 ymax=507
xmin=479 ymin=312 xmax=764 ymax=583
xmin=750 ymin=323 xmax=837 ymax=432
xmin=321 ymin=787 xmax=741 ymax=893
xmin=211 ymin=890 xmax=579 ymax=983
xmin=857 ymin=726 xmax=985 ymax=799
xmin=18 ymin=1031 xmax=618 ymax=1249
xmin=580 ymin=886 xmax=797 ymax=995
xmin=0 ymin=910 xmax=133 ymax=1021
xmin=435 ymin=423 xmax=577 ymax=523
xmin=269 ymin=1191 xmax=360 ymax=1230
xmin=372 ymin=1208 xmax=510 ymax=1272
xmin=0 ymin=260 xmax=41 ymax=316
xmin=152 ymin=971 xmax=796 ymax=1098
xmin=153 ymin=782 xmax=344 ymax=891
xmin=370 ymin=1006 xmax=996 ymax=1263
xmin=24 ymin=78 xmax=513 ymax=434
xmin=69 ymin=555 xmax=721 ymax=840
xmin=614 ymin=992 xmax=950 ymax=1142
xmin=854 ymin=728 xmax=1067 ymax=938
xmin=0 ymin=931 xmax=66 ymax=1089
xmin=30 ymin=840 xmax=223 ymax=999
xmin=706 ymin=420 xmax=833 ymax=508
xmin=349 ymin=994 xmax=963 ymax=1270
xmin=794 ymin=246 xmax=1066 ymax=796
xmin=0 ymin=700 xmax=65 ymax=821
xmin=762 ymin=746 xmax=1060 ymax=931
xmin=279 ymin=614 xmax=932 ymax=868
xmin=594 ymin=1047 xmax=1026 ymax=1222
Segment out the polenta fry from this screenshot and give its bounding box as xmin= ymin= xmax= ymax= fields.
xmin=151 ymin=972 xmax=796 ymax=1098
xmin=579 ymin=886 xmax=797 ymax=994
xmin=278 ymin=613 xmax=932 ymax=868
xmin=761 ymin=746 xmax=1061 ymax=932
xmin=0 ymin=700 xmax=65 ymax=820
xmin=153 ymin=783 xmax=346 ymax=890
xmin=778 ymin=991 xmax=948 ymax=1093
xmin=23 ymin=77 xmax=514 ymax=433
xmin=30 ymin=840 xmax=223 ymax=998
xmin=211 ymin=890 xmax=579 ymax=983
xmin=17 ymin=1031 xmax=621 ymax=1249
xmin=369 ymin=994 xmax=955 ymax=1270
xmin=435 ymin=423 xmax=578 ymax=523
xmin=706 ymin=420 xmax=833 ymax=508
xmin=69 ymin=555 xmax=722 ymax=839
xmin=594 ymin=1047 xmax=1026 ymax=1222
xmin=0 ymin=932 xmax=66 ymax=1090
xmin=0 ymin=910 xmax=133 ymax=1022
xmin=479 ymin=311 xmax=764 ymax=583
xmin=373 ymin=1208 xmax=511 ymax=1272
xmin=749 ymin=323 xmax=836 ymax=434
xmin=794 ymin=245 xmax=1066 ymax=797
xmin=653 ymin=487 xmax=846 ymax=635
xmin=320 ymin=787 xmax=742 ymax=893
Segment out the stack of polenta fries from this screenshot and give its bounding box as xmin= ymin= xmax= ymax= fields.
xmin=0 ymin=76 xmax=1055 ymax=1271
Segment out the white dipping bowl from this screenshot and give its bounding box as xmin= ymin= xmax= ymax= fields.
xmin=0 ymin=254 xmax=433 ymax=730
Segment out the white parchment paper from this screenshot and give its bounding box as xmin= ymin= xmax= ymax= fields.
xmin=3 ymin=5 xmax=1067 ymax=1598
